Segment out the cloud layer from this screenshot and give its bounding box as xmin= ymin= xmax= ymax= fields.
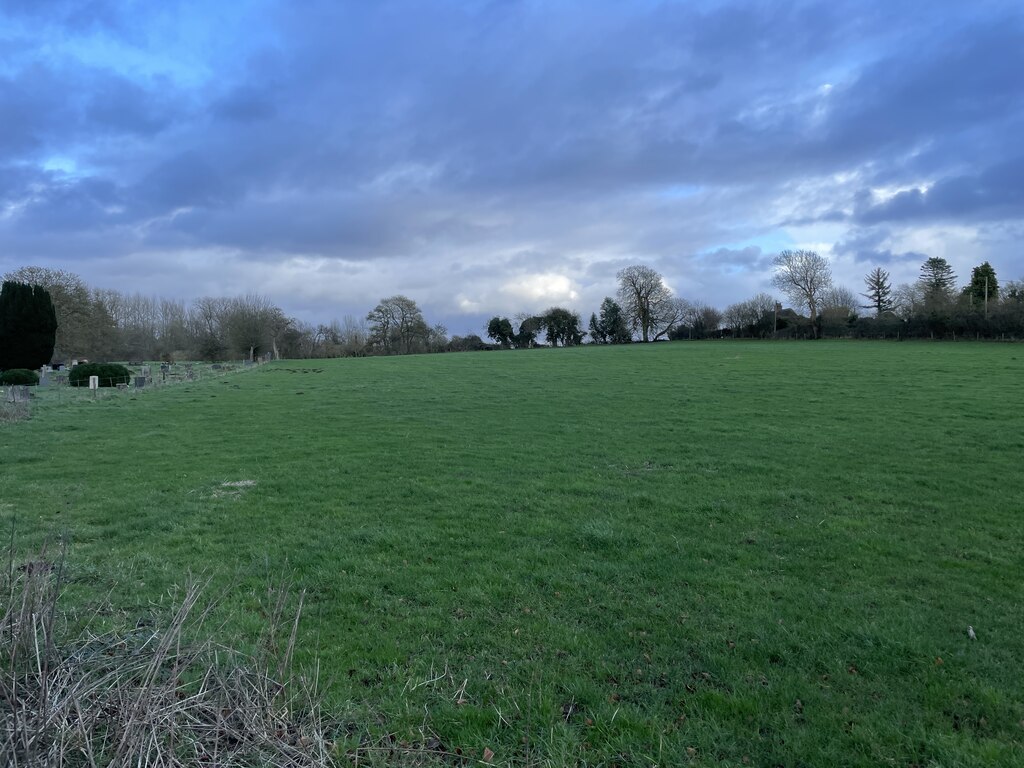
xmin=2 ymin=0 xmax=1022 ymax=331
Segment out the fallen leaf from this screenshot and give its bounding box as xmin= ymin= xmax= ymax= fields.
xmin=483 ymin=747 xmax=495 ymax=762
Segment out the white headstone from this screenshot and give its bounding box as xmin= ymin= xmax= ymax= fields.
xmin=89 ymin=375 xmax=99 ymax=390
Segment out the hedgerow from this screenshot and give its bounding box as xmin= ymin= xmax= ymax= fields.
xmin=68 ymin=362 xmax=133 ymax=387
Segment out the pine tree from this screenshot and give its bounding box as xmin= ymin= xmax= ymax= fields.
xmin=0 ymin=281 xmax=58 ymax=370
xmin=861 ymin=267 xmax=894 ymax=317
xmin=918 ymin=257 xmax=957 ymax=302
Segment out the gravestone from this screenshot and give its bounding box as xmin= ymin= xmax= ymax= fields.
xmin=6 ymin=386 xmax=30 ymax=403
xmin=88 ymin=375 xmax=99 ymax=390
xmin=212 ymin=364 xmax=222 ymax=370
xmin=38 ymin=367 xmax=49 ymax=387
xmin=134 ymin=377 xmax=147 ymax=389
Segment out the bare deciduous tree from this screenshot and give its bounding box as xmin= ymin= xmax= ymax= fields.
xmin=616 ymin=265 xmax=682 ymax=342
xmin=771 ymin=250 xmax=832 ymax=337
xmin=819 ymin=285 xmax=858 ymax=321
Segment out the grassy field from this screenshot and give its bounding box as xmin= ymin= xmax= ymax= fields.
xmin=2 ymin=341 xmax=1023 ymax=766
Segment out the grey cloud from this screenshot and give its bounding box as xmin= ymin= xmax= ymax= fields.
xmin=699 ymin=246 xmax=767 ymax=269
xmin=211 ymin=86 xmax=278 ymax=123
xmin=822 ymin=18 xmax=1024 ymax=159
xmin=1 ymin=0 xmax=1023 ymax=329
xmin=834 ymin=229 xmax=927 ymax=265
xmin=13 ymin=176 xmax=124 ymax=234
xmin=85 ymin=75 xmax=176 ymax=136
xmin=133 ymin=151 xmax=243 ymax=212
xmin=857 ymin=157 xmax=1024 ymax=224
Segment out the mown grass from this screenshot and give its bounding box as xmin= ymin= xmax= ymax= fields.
xmin=2 ymin=341 xmax=1023 ymax=766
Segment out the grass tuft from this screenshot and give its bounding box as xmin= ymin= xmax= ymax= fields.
xmin=0 ymin=531 xmax=337 ymax=767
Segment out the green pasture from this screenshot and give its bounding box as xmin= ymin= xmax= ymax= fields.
xmin=2 ymin=341 xmax=1023 ymax=766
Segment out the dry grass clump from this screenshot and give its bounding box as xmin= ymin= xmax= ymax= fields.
xmin=0 ymin=535 xmax=337 ymax=767
xmin=0 ymin=400 xmax=31 ymax=423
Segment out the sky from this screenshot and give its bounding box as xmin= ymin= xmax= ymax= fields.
xmin=1 ymin=0 xmax=1022 ymax=334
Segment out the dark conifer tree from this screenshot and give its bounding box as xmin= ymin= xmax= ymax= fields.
xmin=0 ymin=281 xmax=59 ymax=370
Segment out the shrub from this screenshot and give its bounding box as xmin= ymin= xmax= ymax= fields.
xmin=0 ymin=368 xmax=40 ymax=386
xmin=68 ymin=362 xmax=133 ymax=388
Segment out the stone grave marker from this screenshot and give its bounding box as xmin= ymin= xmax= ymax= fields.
xmin=89 ymin=375 xmax=99 ymax=390
xmin=6 ymin=386 xmax=30 ymax=403
xmin=134 ymin=376 xmax=147 ymax=389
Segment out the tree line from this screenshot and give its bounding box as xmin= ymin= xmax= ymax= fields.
xmin=762 ymin=251 xmax=1022 ymax=340
xmin=2 ymin=255 xmax=1023 ymax=368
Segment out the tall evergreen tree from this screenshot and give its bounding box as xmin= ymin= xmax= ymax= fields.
xmin=918 ymin=257 xmax=957 ymax=302
xmin=963 ymin=262 xmax=998 ymax=314
xmin=0 ymin=281 xmax=59 ymax=369
xmin=589 ymin=297 xmax=631 ymax=343
xmin=861 ymin=267 xmax=894 ymax=316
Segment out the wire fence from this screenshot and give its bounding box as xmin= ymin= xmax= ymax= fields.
xmin=1 ymin=358 xmax=270 ymax=422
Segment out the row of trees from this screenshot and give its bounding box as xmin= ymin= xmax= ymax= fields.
xmin=4 ymin=255 xmax=1023 ymax=367
xmin=765 ymin=252 xmax=1023 ymax=339
xmin=3 ymin=267 xmax=298 ymax=363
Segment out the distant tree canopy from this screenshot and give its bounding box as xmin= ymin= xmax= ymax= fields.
xmin=540 ymin=307 xmax=583 ymax=347
xmin=589 ymin=298 xmax=631 ymax=344
xmin=0 ymin=281 xmax=58 ymax=370
xmin=771 ymin=250 xmax=832 ymax=337
xmin=963 ymin=262 xmax=998 ymax=311
xmin=367 ymin=295 xmax=429 ymax=354
xmin=485 ymin=315 xmax=545 ymax=349
xmin=486 ymin=317 xmax=515 ymax=348
xmin=616 ymin=265 xmax=681 ymax=342
xmin=4 ymin=266 xmax=105 ymax=362
xmin=3 ymin=256 xmax=1023 ymax=366
xmin=724 ymin=293 xmax=777 ymax=338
